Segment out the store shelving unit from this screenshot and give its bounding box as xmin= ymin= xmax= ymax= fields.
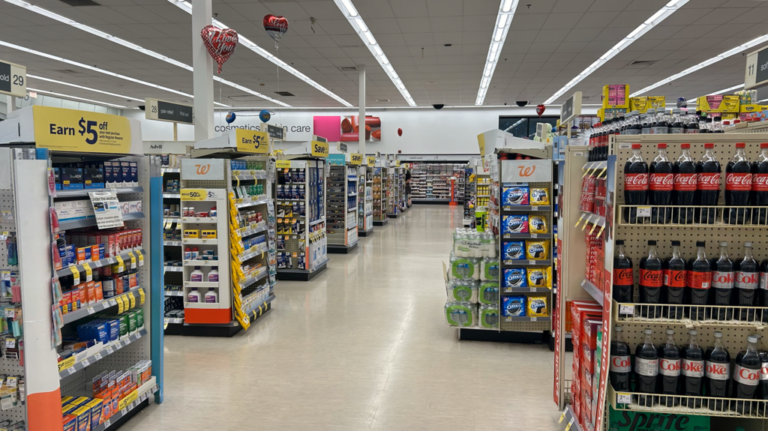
xmin=159 ymin=153 xmax=186 ymax=335
xmin=387 ymin=167 xmax=400 ymax=218
xmin=357 ymin=165 xmax=374 ymax=236
xmin=373 ymin=167 xmax=388 ymax=226
xmin=0 ymin=105 xmax=164 ymax=430
xmin=327 ymin=162 xmax=358 ymax=253
xmin=412 ymin=162 xmax=467 ymax=204
xmin=462 ymin=166 xmax=475 ymax=227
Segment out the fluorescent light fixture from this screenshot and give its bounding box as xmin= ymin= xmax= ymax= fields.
xmin=27 ymin=88 xmax=127 ymax=109
xmin=332 ymin=0 xmax=415 ymax=106
xmin=544 ymin=0 xmax=688 ymax=104
xmin=476 ymin=0 xmax=519 ymax=105
xmin=28 ymin=74 xmax=143 ymax=102
xmin=633 ymin=34 xmax=768 ymax=96
xmin=685 ymin=84 xmax=744 ymax=104
xmin=4 ymin=0 xmax=283 ymax=107
xmin=168 ymin=0 xmax=352 ymax=108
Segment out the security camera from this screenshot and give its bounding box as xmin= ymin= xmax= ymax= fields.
xmin=433 ymin=104 xmax=444 ymax=110
xmin=516 ymin=101 xmax=528 ymax=107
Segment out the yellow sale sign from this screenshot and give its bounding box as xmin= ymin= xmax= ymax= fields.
xmin=350 ymin=153 xmax=363 ymax=165
xmin=235 ymin=129 xmax=269 ymax=154
xmin=311 ymin=141 xmax=329 ymax=158
xmin=33 ymin=106 xmax=132 ymax=154
xmin=366 ymin=156 xmax=376 ymax=166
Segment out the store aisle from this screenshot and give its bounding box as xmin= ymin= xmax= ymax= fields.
xmin=126 ymin=206 xmax=562 ymax=431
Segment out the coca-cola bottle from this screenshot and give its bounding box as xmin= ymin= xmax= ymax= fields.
xmin=663 ymin=240 xmax=686 ymax=319
xmin=672 ymin=143 xmax=696 ymax=224
xmin=735 ymin=241 xmax=759 ymax=321
xmin=658 ymin=328 xmax=681 ymax=407
xmin=687 ymin=241 xmax=711 ymax=321
xmin=650 ymin=143 xmax=673 ymax=224
xmin=733 ymin=335 xmax=761 ymax=414
xmin=610 ymin=326 xmax=631 ymax=391
xmin=613 ymin=240 xmax=634 ymax=304
xmin=753 ymin=142 xmax=768 ymax=225
xmin=696 ymin=143 xmax=721 ymax=224
xmin=642 ymin=109 xmax=655 ymax=135
xmin=669 ymin=109 xmax=685 ymax=134
xmin=626 ymin=110 xmax=641 ymax=135
xmin=624 ymin=143 xmax=648 ymax=224
xmin=681 ymin=329 xmax=704 ymax=408
xmin=726 ymin=142 xmax=753 ymax=225
xmin=706 ymin=331 xmax=731 ymax=411
xmin=711 ymin=241 xmax=734 ymax=321
xmin=640 ymin=240 xmax=663 ymax=318
xmin=759 ymin=337 xmax=768 ymax=412
xmin=761 ymin=259 xmax=768 ymax=322
xmin=635 ymin=328 xmax=659 ymax=407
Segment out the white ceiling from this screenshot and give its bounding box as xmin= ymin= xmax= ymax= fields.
xmin=0 ymin=0 xmax=767 ymax=109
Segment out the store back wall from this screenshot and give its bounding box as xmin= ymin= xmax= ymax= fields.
xmin=127 ymin=105 xmax=598 ymax=154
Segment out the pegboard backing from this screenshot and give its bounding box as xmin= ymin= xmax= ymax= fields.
xmin=0 ymin=191 xmax=17 ymax=269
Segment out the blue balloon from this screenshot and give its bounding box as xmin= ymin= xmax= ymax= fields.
xmin=676 ymin=97 xmax=687 ymax=109
xmin=225 ymin=112 xmax=236 ymax=124
xmin=259 ymin=110 xmax=271 ymax=123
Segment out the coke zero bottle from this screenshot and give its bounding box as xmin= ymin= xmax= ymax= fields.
xmin=610 ymin=326 xmax=631 ymax=391
xmin=613 ymin=240 xmax=634 ymax=304
xmin=696 ymin=143 xmax=721 ymax=224
xmin=733 ymin=335 xmax=761 ymax=414
xmin=706 ymin=331 xmax=731 ymax=411
xmin=640 ymin=240 xmax=663 ymax=318
xmin=752 ymin=143 xmax=768 ymax=225
xmin=711 ymin=241 xmax=734 ymax=320
xmin=735 ymin=241 xmax=759 ymax=321
xmin=673 ymin=143 xmax=696 ymax=224
xmin=663 ymin=240 xmax=686 ymax=319
xmin=687 ymin=241 xmax=711 ymax=321
xmin=658 ymin=328 xmax=681 ymax=407
xmin=681 ymin=329 xmax=704 ymax=408
xmin=650 ymin=143 xmax=673 ymax=224
xmin=726 ymin=142 xmax=752 ymax=225
xmin=635 ymin=328 xmax=659 ymax=407
xmin=624 ymin=143 xmax=648 ymax=224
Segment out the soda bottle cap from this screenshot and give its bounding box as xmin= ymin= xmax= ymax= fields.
xmin=714 ymin=331 xmax=722 ymax=338
xmin=648 ymin=240 xmax=656 ymax=245
xmin=696 ymin=241 xmax=705 ymax=247
xmin=689 ymin=330 xmax=697 ymax=336
xmin=666 ymin=329 xmax=675 ymax=335
xmin=705 ymin=143 xmax=714 ymax=148
xmin=681 ymin=143 xmax=690 ymax=149
xmin=761 ymin=143 xmax=768 ymax=148
xmin=616 ymin=240 xmax=624 ymax=245
xmin=631 ymin=143 xmax=642 ymax=149
xmin=724 ymin=121 xmax=731 ymax=125
xmin=615 ymin=326 xmax=623 ymax=332
xmin=745 ymin=241 xmax=753 ymax=247
xmin=658 ymin=143 xmax=667 ymax=149
xmin=749 ymin=335 xmax=758 ymax=343
xmin=736 ymin=142 xmax=746 ymax=148
xmin=720 ymin=241 xmax=728 ymax=247
xmin=671 ymin=240 xmax=680 ymax=246
xmin=644 ymin=329 xmax=653 ymax=335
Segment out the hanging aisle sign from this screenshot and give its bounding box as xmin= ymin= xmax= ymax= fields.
xmin=0 ymin=59 xmax=25 ymax=97
xmin=144 ymin=98 xmax=193 ymax=124
xmin=560 ymin=92 xmax=582 ymax=125
xmin=267 ymin=124 xmax=284 ymax=140
xmin=32 ymin=106 xmax=133 ymax=154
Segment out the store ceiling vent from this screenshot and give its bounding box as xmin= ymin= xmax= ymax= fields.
xmin=339 ymin=66 xmax=358 ymax=72
xmin=375 ymin=99 xmax=391 ymax=103
xmin=628 ymin=60 xmax=657 ymax=67
xmin=53 ymin=69 xmax=85 ymax=75
xmin=274 ymin=91 xmax=294 ymax=97
xmin=59 ymin=0 xmax=100 ymax=6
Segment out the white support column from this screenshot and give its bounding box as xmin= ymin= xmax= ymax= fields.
xmin=358 ymin=65 xmax=366 ymax=157
xmin=192 ymin=0 xmax=214 ymax=141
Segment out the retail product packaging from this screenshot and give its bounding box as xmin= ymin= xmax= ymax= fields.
xmin=501 ymin=186 xmax=529 ymax=207
xmin=529 ymin=216 xmax=547 ymax=234
xmin=120 ymin=162 xmax=131 ymax=187
xmin=629 ymin=96 xmax=665 ymax=113
xmin=83 ymin=165 xmax=105 ymax=189
xmin=120 ymin=201 xmax=142 ymax=214
xmin=60 ymin=167 xmax=84 ymax=190
xmin=607 ymin=407 xmax=710 ymax=431
xmin=502 ymin=241 xmax=525 ymax=263
xmin=526 ymin=267 xmax=550 ymax=288
xmin=444 ymin=302 xmax=476 ymax=327
xmin=446 ymin=279 xmax=478 ymax=303
xmin=502 ymin=215 xmax=529 ymax=234
xmin=480 ymin=258 xmax=499 ymax=281
xmin=502 ymin=295 xmax=525 ymax=317
xmin=525 ymin=240 xmax=549 ymax=260
xmin=503 ymin=268 xmax=526 ymax=288
xmin=601 ymin=84 xmax=630 ymax=109
xmin=530 ymin=188 xmax=549 ymax=205
xmin=448 ymin=253 xmax=479 ymax=280
xmin=527 ymin=296 xmax=548 ymax=317
xmin=582 ymin=319 xmax=602 ymax=350
xmin=697 ymin=95 xmax=739 ymax=113
xmin=478 ymin=304 xmax=499 ymax=329
xmin=478 ymin=282 xmax=499 ymax=305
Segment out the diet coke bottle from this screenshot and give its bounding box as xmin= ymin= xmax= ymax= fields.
xmin=663 ymin=240 xmax=686 ymax=319
xmin=681 ymin=330 xmax=704 ymax=408
xmin=735 ymin=242 xmax=759 ymax=321
xmin=761 ymin=258 xmax=768 ymax=321
xmin=725 ymin=142 xmax=752 ymax=225
xmin=673 ymin=143 xmax=697 ymax=224
xmin=706 ymin=331 xmax=731 ymax=411
xmin=687 ymin=241 xmax=711 ymax=321
xmin=658 ymin=329 xmax=681 ymax=407
xmin=733 ymin=335 xmax=761 ymax=414
xmin=635 ymin=328 xmax=659 ymax=407
xmin=624 ymin=143 xmax=648 ymax=224
xmin=610 ymin=326 xmax=631 ymax=391
xmin=752 ymin=143 xmax=768 ymax=225
xmin=711 ymin=241 xmax=734 ymax=320
xmin=640 ymin=240 xmax=663 ymax=318
xmin=696 ymin=143 xmax=721 ymax=224
xmin=650 ymin=143 xmax=673 ymax=224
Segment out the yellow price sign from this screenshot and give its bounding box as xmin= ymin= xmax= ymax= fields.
xmin=235 ymin=129 xmax=270 ymax=154
xmin=69 ymin=264 xmax=81 ymax=285
xmin=57 ymin=356 xmax=77 ymax=372
xmin=115 ymin=255 xmax=125 ymax=273
xmin=135 ymin=250 xmax=144 ymax=267
xmin=82 ymin=262 xmax=93 ymax=282
xmin=128 ymin=252 xmax=136 ymax=269
xmin=32 ymin=106 xmax=133 ymax=154
xmin=276 ymin=160 xmax=291 ymax=169
xmin=366 ymin=156 xmax=376 ymax=166
xmin=138 ymin=288 xmax=146 ymax=305
xmin=311 ymin=140 xmax=329 ymax=158
xmin=350 ymin=153 xmax=363 ymax=165
xmin=181 ymin=188 xmax=208 ymax=201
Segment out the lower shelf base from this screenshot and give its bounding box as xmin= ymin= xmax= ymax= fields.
xmin=387 ymin=213 xmax=399 ymax=218
xmin=328 ymin=243 xmax=358 ymax=254
xmin=373 ymin=218 xmax=388 ymax=226
xmin=358 ymin=228 xmax=373 ymax=237
xmin=105 ymin=395 xmax=149 ymax=430
xmin=277 ymin=261 xmax=328 ymax=281
xmin=458 ymin=328 xmax=551 ymax=344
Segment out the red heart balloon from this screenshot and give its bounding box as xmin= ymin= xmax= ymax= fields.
xmin=536 ymin=104 xmax=546 ymax=117
xmin=200 ymin=25 xmax=238 ymax=74
xmin=398 ymin=128 xmax=403 ymax=137
xmin=263 ymin=15 xmax=289 ymax=43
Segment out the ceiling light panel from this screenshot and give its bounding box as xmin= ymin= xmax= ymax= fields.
xmin=544 ymin=0 xmax=688 ymax=105
xmin=28 ymin=74 xmax=143 ymax=102
xmin=27 ymin=88 xmax=127 ymax=108
xmin=332 ymin=0 xmax=415 ymax=107
xmin=633 ymin=33 xmax=768 ymax=96
xmin=475 ymin=0 xmax=519 ymax=105
xmin=168 ymin=0 xmax=352 ymax=108
xmin=4 ymin=0 xmax=284 ymax=107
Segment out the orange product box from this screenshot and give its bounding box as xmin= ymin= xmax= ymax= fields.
xmin=76 ymin=247 xmax=86 ymax=264
xmin=78 ymin=285 xmax=86 ymax=307
xmin=61 ymin=291 xmax=72 ymax=314
xmin=115 ymin=276 xmax=124 ymax=295
xmin=94 ymin=281 xmax=103 ymax=301
xmin=91 ymin=245 xmax=100 ymax=262
xmin=70 ymin=288 xmax=80 ymax=311
xmin=86 ymin=281 xmax=96 ymax=304
xmin=63 ymin=415 xmax=77 ymax=431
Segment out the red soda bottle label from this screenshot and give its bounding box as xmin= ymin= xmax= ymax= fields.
xmin=726 ymin=172 xmax=752 ymax=191
xmin=610 ymin=355 xmax=631 ymax=373
xmin=663 ymin=269 xmax=686 ymax=287
xmin=734 ymin=364 xmax=760 ymax=386
xmin=753 ymin=173 xmax=768 ymax=192
xmin=697 ymin=172 xmax=721 ymax=191
xmin=706 ymin=362 xmax=729 ymax=380
xmin=673 ymin=173 xmax=697 ymax=191
xmin=712 ymin=271 xmax=734 ymax=289
xmin=640 ymin=269 xmax=663 ymax=287
xmin=682 ymin=359 xmax=705 ymax=378
xmin=660 ymin=358 xmax=681 ymax=376
xmin=736 ymin=272 xmax=759 ymax=290
xmin=649 ymin=173 xmax=673 ymax=191
xmin=687 ymin=271 xmax=712 ymax=289
xmin=614 ymin=268 xmax=633 ymax=286
xmin=625 ymin=173 xmax=649 ymax=191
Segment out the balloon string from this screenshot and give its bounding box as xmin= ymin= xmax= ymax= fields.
xmin=276 ymin=43 xmax=280 ymax=105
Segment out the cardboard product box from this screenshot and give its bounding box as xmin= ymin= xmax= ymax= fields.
xmin=60 ymin=167 xmax=84 ymax=190
xmin=602 ymin=84 xmax=630 ymax=109
xmin=608 ymin=406 xmax=710 ymax=431
xmin=84 ymin=165 xmax=105 ymax=189
xmin=583 ymin=318 xmax=602 ymax=351
xmin=120 ymin=162 xmax=131 ymax=187
xmin=629 ymin=96 xmax=664 ymax=113
xmin=697 ymin=95 xmax=739 ymax=113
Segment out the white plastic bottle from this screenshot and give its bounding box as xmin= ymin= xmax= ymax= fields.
xmin=188 ymin=288 xmax=201 ymax=303
xmin=190 ymin=266 xmax=204 ymax=282
xmin=205 ymin=288 xmax=218 ymax=303
xmin=208 ymin=267 xmax=219 ymax=282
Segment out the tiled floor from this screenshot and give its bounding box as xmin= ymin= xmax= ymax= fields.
xmin=124 ymin=205 xmax=564 ymax=430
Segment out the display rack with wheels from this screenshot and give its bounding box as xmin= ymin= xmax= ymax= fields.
xmin=327 ymin=158 xmax=358 ymax=254
xmin=357 ymin=162 xmax=374 ymax=236
xmin=0 ymin=106 xmax=163 ymax=430
xmin=373 ymin=166 xmax=387 ymax=226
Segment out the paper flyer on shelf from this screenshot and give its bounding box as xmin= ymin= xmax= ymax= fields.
xmin=88 ymin=191 xmax=124 ymax=229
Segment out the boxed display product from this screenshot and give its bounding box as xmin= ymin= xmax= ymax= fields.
xmin=478 ymin=304 xmax=499 ymax=329
xmin=501 ymin=186 xmax=529 ymax=207
xmin=444 ymin=302 xmax=476 ymax=327
xmin=502 ymin=215 xmax=528 ymax=234
xmin=502 ymin=296 xmax=525 ymax=317
xmin=503 ymin=268 xmax=527 ymax=288
xmin=607 ymin=407 xmax=710 ymax=431
xmin=601 ymin=84 xmax=630 ymax=109
xmin=502 ymin=241 xmax=525 ymax=263
xmin=697 ymin=94 xmax=739 ymax=113
xmin=446 ymin=279 xmax=478 ymax=303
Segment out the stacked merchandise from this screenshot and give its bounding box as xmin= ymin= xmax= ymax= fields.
xmin=570 ymin=301 xmax=603 ymax=428
xmin=326 ymin=164 xmax=358 ymax=249
xmin=357 ymin=166 xmax=374 ymax=234
xmin=444 ymin=229 xmax=499 ymax=329
xmin=410 ymin=163 xmax=467 ymax=203
xmin=372 ymin=168 xmax=387 ymax=225
xmin=385 ymin=169 xmax=395 ymax=217
xmin=161 ymin=155 xmax=185 ymax=329
xmin=462 ymin=167 xmax=474 ymax=227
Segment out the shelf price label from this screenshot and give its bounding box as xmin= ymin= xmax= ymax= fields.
xmin=69 ymin=264 xmax=80 ymax=285
xmin=32 ymin=106 xmax=132 ymax=154
xmin=115 ymin=255 xmax=125 ymax=273
xmin=366 ymin=156 xmax=376 ymax=166
xmin=82 ymin=262 xmax=93 ymax=282
xmin=276 ymin=160 xmax=291 ymax=169
xmin=128 ymin=252 xmax=137 ymax=269
xmin=136 ymin=250 xmax=144 ymax=267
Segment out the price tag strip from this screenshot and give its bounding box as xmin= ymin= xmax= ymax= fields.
xmin=58 ymin=329 xmax=147 ymax=379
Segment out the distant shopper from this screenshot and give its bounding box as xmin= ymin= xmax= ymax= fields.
xmin=405 ymin=169 xmax=412 ymax=203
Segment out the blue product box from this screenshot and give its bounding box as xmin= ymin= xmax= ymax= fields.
xmin=120 ymin=162 xmax=130 ymax=186
xmin=99 ymin=244 xmax=105 ymax=260
xmin=130 ymin=162 xmax=138 ymax=185
xmin=502 ymin=241 xmax=525 ymax=262
xmin=502 ymin=215 xmax=529 ymax=234
xmin=501 ymin=186 xmax=529 ymax=207
xmin=502 ymin=296 xmax=526 ymax=317
xmin=103 ymin=162 xmax=112 ymax=185
xmin=61 ymin=167 xmax=84 ymax=190
xmin=66 ymin=245 xmax=76 ymax=266
xmin=59 ymin=245 xmax=69 ymax=266
xmin=53 ymin=167 xmax=61 ymax=190
xmin=113 ymin=162 xmax=123 ymax=185
xmin=503 ymin=268 xmax=527 ymax=288
xmin=84 ymin=248 xmax=91 ymax=261
xmin=83 ymin=165 xmax=105 ymax=189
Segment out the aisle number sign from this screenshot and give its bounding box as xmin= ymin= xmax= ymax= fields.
xmin=33 ymin=106 xmax=132 ymax=154
xmin=311 ymin=141 xmax=329 ymax=158
xmin=350 ymin=153 xmax=363 ymax=165
xmin=0 ymin=59 xmax=25 ymax=97
xmin=235 ymin=129 xmax=270 ymax=154
xmin=745 ymin=46 xmax=768 ymax=90
xmin=366 ymin=156 xmax=376 ymax=166
xmin=144 ymin=98 xmax=193 ymax=124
